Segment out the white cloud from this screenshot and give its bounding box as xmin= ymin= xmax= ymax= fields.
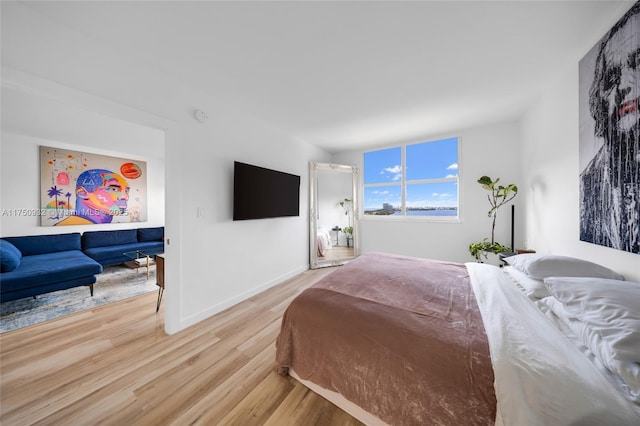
xmin=372 ymin=190 xmax=390 ymax=195
xmin=445 ymin=174 xmax=458 ymax=178
xmin=432 ymin=192 xmax=452 ymax=197
xmin=447 ymin=163 xmax=458 ymax=170
xmin=377 ymin=165 xmax=402 ymax=181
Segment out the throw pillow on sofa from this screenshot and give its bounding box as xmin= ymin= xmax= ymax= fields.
xmin=0 ymin=239 xmax=22 ymax=272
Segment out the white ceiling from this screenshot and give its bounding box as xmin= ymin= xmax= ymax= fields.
xmin=21 ymin=1 xmax=634 ymax=153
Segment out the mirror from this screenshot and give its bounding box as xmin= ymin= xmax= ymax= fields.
xmin=310 ymin=162 xmax=359 ymax=269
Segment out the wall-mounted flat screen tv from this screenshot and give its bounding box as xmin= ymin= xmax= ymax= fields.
xmin=233 ymin=161 xmax=301 ymax=221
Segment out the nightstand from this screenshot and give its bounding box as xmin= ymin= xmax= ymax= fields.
xmin=331 ymin=226 xmax=341 ymax=245
xmin=499 ymin=249 xmax=535 ymax=267
xmin=155 ymin=254 xmax=165 ymax=312
xmin=498 ymin=252 xmax=515 ymax=267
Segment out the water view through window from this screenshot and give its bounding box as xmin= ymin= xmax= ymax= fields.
xmin=363 ymin=137 xmax=458 ymax=217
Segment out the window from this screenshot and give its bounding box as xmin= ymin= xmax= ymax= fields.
xmin=363 ymin=137 xmax=459 ymax=218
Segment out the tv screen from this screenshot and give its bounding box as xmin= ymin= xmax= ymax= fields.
xmin=233 ymin=161 xmax=301 ymax=220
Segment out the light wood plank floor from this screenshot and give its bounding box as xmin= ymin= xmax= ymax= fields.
xmin=0 ymin=267 xmax=363 ymax=426
xmin=320 ymin=246 xmax=355 ymax=261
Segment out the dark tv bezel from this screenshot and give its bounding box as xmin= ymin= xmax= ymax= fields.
xmin=233 ymin=161 xmax=301 ymax=221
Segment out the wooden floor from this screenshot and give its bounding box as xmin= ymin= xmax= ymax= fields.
xmin=0 ymin=267 xmax=363 ymax=426
xmin=320 ymin=246 xmax=355 ymax=260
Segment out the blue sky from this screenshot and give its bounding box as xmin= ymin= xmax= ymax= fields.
xmin=364 ymin=138 xmax=458 ymax=210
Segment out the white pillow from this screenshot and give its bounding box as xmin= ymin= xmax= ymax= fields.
xmin=539 ymin=294 xmax=640 ymax=403
xmin=503 ymin=266 xmax=550 ymax=299
xmin=544 ymin=276 xmax=640 ymax=363
xmin=504 ymin=254 xmax=624 ymax=281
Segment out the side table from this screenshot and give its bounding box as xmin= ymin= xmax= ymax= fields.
xmin=155 ymin=254 xmax=165 ymax=312
xmin=499 ymin=249 xmax=536 ymax=267
xmin=331 ymin=226 xmax=341 ymax=246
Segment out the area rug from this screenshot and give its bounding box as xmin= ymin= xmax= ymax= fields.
xmin=0 ymin=265 xmax=158 ymax=333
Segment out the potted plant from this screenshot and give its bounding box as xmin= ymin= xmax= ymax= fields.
xmin=343 ymin=226 xmax=353 ymax=247
xmin=468 ymin=176 xmax=518 ymax=261
xmin=339 ymin=198 xmax=353 ymax=218
xmin=339 ymin=198 xmax=354 ymax=246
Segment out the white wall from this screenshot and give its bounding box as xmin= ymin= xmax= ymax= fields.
xmin=332 ymin=122 xmax=523 ymax=264
xmin=1 ymin=86 xmax=166 ymax=236
xmin=1 ymin=3 xmax=330 ymax=333
xmin=521 ymin=64 xmax=640 ymax=282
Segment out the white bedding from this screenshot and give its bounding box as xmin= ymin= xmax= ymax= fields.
xmin=316 ymin=230 xmax=331 ymax=256
xmin=467 ymin=262 xmax=640 ymax=425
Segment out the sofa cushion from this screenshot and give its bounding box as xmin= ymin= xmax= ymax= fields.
xmin=131 ymin=241 xmax=164 ymax=256
xmin=0 ymin=250 xmax=103 ymax=293
xmin=3 ymin=233 xmax=81 ymax=256
xmin=0 ymin=239 xmax=22 ymax=272
xmin=138 ymin=227 xmax=164 ymax=242
xmin=82 ymin=229 xmax=137 ymax=250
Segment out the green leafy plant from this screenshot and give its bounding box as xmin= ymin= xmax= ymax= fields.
xmin=339 ymin=198 xmax=354 ymax=231
xmin=342 ymin=225 xmax=354 ymax=247
xmin=468 ymin=239 xmax=511 ymax=261
xmin=339 ymin=198 xmax=352 ymax=215
xmin=469 ymin=176 xmax=518 ymax=261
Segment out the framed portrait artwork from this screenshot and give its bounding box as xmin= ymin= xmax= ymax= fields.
xmin=579 ymin=2 xmax=639 ymax=254
xmin=40 ymin=146 xmax=147 ymax=226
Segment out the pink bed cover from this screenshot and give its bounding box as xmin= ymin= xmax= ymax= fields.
xmin=275 ymin=252 xmax=496 ymax=425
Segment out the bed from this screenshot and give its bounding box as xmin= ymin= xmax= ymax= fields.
xmin=275 ymin=252 xmax=640 ymax=425
xmin=316 ymin=229 xmax=332 ymax=257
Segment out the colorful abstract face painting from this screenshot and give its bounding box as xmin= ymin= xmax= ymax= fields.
xmin=40 ymin=146 xmax=146 ymax=226
xmin=579 ymin=1 xmax=640 ymax=254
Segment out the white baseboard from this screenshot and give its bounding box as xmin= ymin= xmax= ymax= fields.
xmin=179 ymin=264 xmax=309 ymax=330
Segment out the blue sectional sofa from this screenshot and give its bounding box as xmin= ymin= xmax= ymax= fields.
xmin=81 ymin=227 xmax=164 ymax=266
xmin=0 ymin=227 xmax=164 ymax=303
xmin=0 ymin=233 xmax=103 ymax=302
